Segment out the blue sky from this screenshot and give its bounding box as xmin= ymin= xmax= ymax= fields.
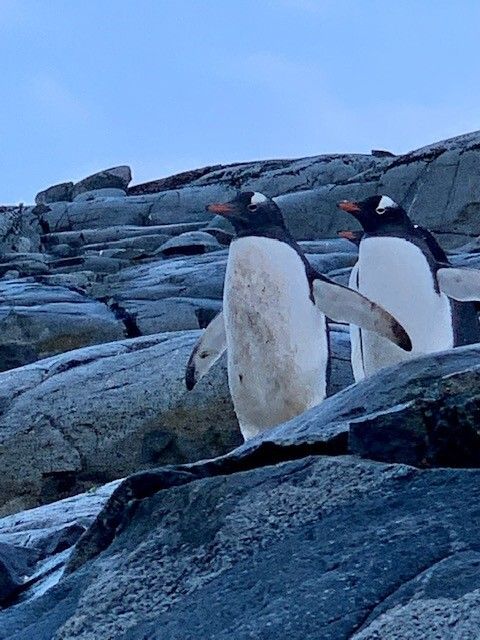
xmin=1 ymin=0 xmax=479 ymax=203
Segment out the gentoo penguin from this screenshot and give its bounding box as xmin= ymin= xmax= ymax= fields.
xmin=185 ymin=191 xmax=411 ymax=440
xmin=338 ymin=195 xmax=480 ymax=381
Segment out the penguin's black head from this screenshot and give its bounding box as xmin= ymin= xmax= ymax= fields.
xmin=206 ymin=191 xmax=285 ymax=234
xmin=338 ymin=195 xmax=414 ymax=234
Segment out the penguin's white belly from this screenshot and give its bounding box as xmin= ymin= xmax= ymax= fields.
xmin=224 ymin=237 xmax=328 ymax=440
xmin=353 ymin=237 xmax=453 ymax=379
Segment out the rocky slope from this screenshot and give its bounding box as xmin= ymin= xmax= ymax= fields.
xmin=1 ymin=131 xmax=480 ymax=639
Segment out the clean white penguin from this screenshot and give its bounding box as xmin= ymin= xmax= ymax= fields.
xmin=186 ymin=191 xmax=412 ymax=440
xmin=338 ymin=195 xmax=480 ymax=381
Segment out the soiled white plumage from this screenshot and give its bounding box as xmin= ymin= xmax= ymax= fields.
xmin=348 ymin=263 xmax=365 ymax=381
xmin=351 ymin=236 xmax=453 ymax=380
xmin=224 ymin=236 xmax=328 ymax=440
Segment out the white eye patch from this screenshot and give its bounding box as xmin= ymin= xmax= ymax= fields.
xmin=376 ymin=195 xmax=397 ymax=214
xmin=250 ymin=192 xmax=268 ymax=205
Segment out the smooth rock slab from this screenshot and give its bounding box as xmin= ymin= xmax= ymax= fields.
xmin=157 ymin=231 xmax=222 ymax=257
xmin=0 ymin=481 xmax=119 ymax=605
xmin=0 ymin=331 xmax=240 ymax=515
xmin=100 ymin=250 xmax=358 ymax=333
xmin=35 ymin=182 xmax=73 ymax=205
xmin=101 ymin=252 xmax=228 ymax=332
xmin=2 ymin=456 xmax=480 ymax=639
xmin=41 ymin=223 xmax=204 ymax=250
xmin=0 ymin=280 xmax=125 ymax=371
xmin=72 ymin=166 xmax=131 ymax=199
xmin=229 ymin=344 xmax=480 ymax=465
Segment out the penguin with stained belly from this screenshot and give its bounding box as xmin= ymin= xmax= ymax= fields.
xmin=338 ymin=195 xmax=480 ymax=381
xmin=186 ymin=191 xmax=412 ymax=440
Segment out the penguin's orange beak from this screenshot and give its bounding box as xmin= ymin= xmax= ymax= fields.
xmin=206 ymin=202 xmax=235 ymax=215
xmin=338 ymin=200 xmax=361 ymax=214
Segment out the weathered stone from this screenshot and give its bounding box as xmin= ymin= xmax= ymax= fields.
xmin=201 ymin=215 xmax=234 ymax=244
xmin=0 ymin=280 xmax=125 ymax=371
xmin=3 ymin=455 xmax=480 ymax=639
xmin=41 ymin=223 xmax=203 ymax=250
xmin=0 ymin=543 xmax=38 ymax=605
xmin=371 ymin=149 xmax=396 ymax=158
xmin=0 ymin=206 xmax=42 ymax=256
xmin=72 ymin=166 xmax=131 ymax=199
xmin=100 ymin=253 xmax=228 ymax=332
xmin=73 ymin=188 xmax=127 ymax=202
xmin=157 ymin=231 xmax=222 ymax=257
xmin=0 ymin=481 xmax=119 ymax=605
xmin=148 ymin=185 xmax=233 ymax=226
xmin=349 ymin=392 xmax=480 ymax=468
xmin=35 ymin=182 xmax=73 ymax=205
xmin=0 ymin=331 xmax=240 ymax=515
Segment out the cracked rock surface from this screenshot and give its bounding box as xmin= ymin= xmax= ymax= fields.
xmin=1 ymin=132 xmax=480 ymax=638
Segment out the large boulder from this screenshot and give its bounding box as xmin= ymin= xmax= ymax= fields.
xmin=0 ymin=321 xmax=354 ymax=515
xmin=0 ymin=331 xmax=240 ymax=516
xmin=0 ymin=279 xmax=125 ymax=371
xmin=2 ymin=456 xmax=480 ymax=639
xmin=157 ymin=231 xmax=222 ymax=257
xmin=99 ymin=252 xmax=228 ymax=333
xmin=35 ymin=182 xmax=73 ymax=205
xmin=97 ymin=248 xmax=358 ymax=334
xmin=0 ymin=480 xmax=119 ymax=604
xmin=71 ymin=166 xmax=132 ymax=199
xmin=0 ymin=205 xmax=41 ymax=256
xmin=1 ymin=347 xmax=480 ymax=638
xmin=66 ymin=343 xmax=480 ymax=576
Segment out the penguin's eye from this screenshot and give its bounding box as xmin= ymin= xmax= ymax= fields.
xmin=376 ymin=207 xmax=386 ymax=215
xmin=247 ymin=204 xmax=258 ymax=212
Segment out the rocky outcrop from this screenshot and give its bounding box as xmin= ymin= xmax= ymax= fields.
xmin=122 ymin=131 xmax=480 ymax=248
xmin=2 ymin=346 xmax=480 ymax=638
xmin=0 ymin=279 xmax=125 ymax=370
xmin=0 ymin=481 xmax=119 ymax=606
xmin=0 ymin=326 xmax=350 ymax=515
xmin=0 ymin=331 xmax=240 ymax=516
xmin=1 ymin=132 xmax=480 ymax=638
xmin=35 ymin=182 xmax=74 ymax=205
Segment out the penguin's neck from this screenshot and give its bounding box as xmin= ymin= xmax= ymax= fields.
xmin=364 ymin=220 xmax=416 ymax=238
xmin=236 ymin=224 xmax=292 ymax=243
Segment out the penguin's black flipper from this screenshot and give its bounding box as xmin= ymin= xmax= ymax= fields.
xmin=413 ymin=224 xmax=449 ymax=263
xmin=312 ymin=277 xmax=412 ymax=352
xmin=437 ymin=267 xmax=480 ymax=302
xmin=185 ymin=311 xmax=226 ymax=390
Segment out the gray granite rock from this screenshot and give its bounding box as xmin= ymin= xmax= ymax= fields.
xmin=41 ymin=223 xmax=204 ymax=250
xmin=0 ymin=330 xmax=240 ymax=515
xmin=0 ymin=542 xmax=38 ymax=605
xmin=0 ymin=279 xmax=125 ymax=371
xmin=201 ymin=215 xmax=234 ymax=244
xmin=3 ymin=455 xmax=480 ymax=639
xmin=72 ymin=166 xmax=131 ymax=199
xmin=100 ymin=252 xmax=228 ymax=332
xmin=118 ymin=131 xmax=480 ymax=248
xmin=48 ymin=254 xmax=130 ymax=275
xmin=0 ymin=253 xmax=50 ymax=277
xmin=0 ymin=481 xmax=119 ymax=605
xmin=35 ymin=199 xmax=151 ymax=232
xmin=81 ymin=233 xmax=171 ymax=262
xmin=35 ymin=183 xmax=73 ymax=205
xmin=0 ymin=205 xmax=42 ymax=256
xmin=157 ymin=231 xmax=222 ymax=257
xmin=147 ymin=185 xmax=234 ymax=226
xmin=73 ymin=188 xmax=126 ymax=202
